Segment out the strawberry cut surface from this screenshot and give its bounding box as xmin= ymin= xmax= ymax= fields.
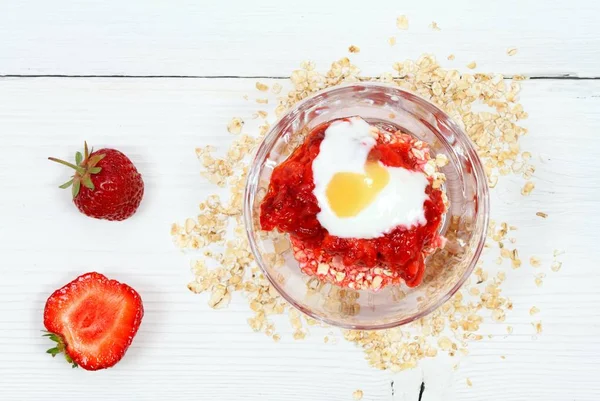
xmin=44 ymin=272 xmax=144 ymax=371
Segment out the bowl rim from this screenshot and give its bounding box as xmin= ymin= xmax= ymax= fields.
xmin=243 ymin=82 xmax=490 ymax=330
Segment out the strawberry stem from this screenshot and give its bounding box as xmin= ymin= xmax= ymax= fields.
xmin=48 ymin=157 xmax=86 ymax=174
xmin=48 ymin=142 xmax=105 ymax=199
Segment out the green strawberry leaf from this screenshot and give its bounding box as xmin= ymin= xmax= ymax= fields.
xmin=82 ymin=175 xmax=95 ymax=190
xmin=72 ymin=178 xmax=81 ymax=198
xmin=59 ymin=178 xmax=74 ymax=189
xmin=43 ymin=331 xmax=78 ymax=368
xmin=87 ymin=153 xmax=106 ymax=168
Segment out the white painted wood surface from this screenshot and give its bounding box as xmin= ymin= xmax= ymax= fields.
xmin=1 ymin=0 xmax=600 ymax=77
xmin=1 ymin=78 xmax=599 ymax=400
xmin=0 ymin=2 xmax=599 ymax=400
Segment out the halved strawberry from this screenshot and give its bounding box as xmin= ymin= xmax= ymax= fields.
xmin=43 ymin=272 xmax=144 ymax=371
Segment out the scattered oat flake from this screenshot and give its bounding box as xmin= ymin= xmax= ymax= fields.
xmin=256 ymin=98 xmax=269 ymax=104
xmin=430 ymin=21 xmax=441 ymax=31
xmin=532 ymin=321 xmax=543 ymax=334
xmin=501 ymin=355 xmax=506 ymax=360
xmin=466 ymin=61 xmax=477 ymax=69
xmin=438 ymin=336 xmax=452 ymax=350
xmin=348 ymin=45 xmax=360 ymax=54
xmin=489 ymin=175 xmax=498 ymax=188
xmin=534 ymin=273 xmax=546 ymax=287
xmin=388 ymin=36 xmax=397 ymax=46
xmin=353 ymin=389 xmax=364 ymax=400
xmin=259 ymin=123 xmax=270 ymax=135
xmin=507 ymin=47 xmax=518 ymax=56
xmin=521 ymin=181 xmax=535 ymax=196
xmin=185 ymin=218 xmax=196 ymax=233
xmin=256 ymin=82 xmax=269 ymax=92
xmin=466 ymin=378 xmax=473 ymax=387
xmin=293 ymin=330 xmax=307 ymax=340
xmin=551 ymin=261 xmax=562 ymax=272
xmin=536 ymin=212 xmax=548 ymax=218
xmin=492 ymin=308 xmax=506 ymax=322
xmin=396 ymin=15 xmax=409 ymax=30
xmin=447 ymin=54 xmax=455 ymax=61
xmin=529 ymin=256 xmax=541 ymax=268
xmin=271 ymin=82 xmax=282 ymax=94
xmin=173 ymin=50 xmax=541 ymax=373
xmin=226 ymin=117 xmax=244 ymax=134
xmin=530 ymin=306 xmax=540 ymax=315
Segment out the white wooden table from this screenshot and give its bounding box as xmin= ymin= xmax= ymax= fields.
xmin=1 ymin=1 xmax=600 ymax=400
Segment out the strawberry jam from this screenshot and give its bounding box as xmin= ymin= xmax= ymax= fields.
xmin=260 ymin=119 xmax=446 ymax=288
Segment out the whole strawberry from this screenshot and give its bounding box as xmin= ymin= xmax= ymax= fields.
xmin=49 ymin=142 xmax=144 ymax=221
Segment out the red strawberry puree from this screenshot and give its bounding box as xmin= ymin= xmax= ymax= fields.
xmin=260 ymin=120 xmax=446 ymax=290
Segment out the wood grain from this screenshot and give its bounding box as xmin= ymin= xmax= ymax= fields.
xmin=1 ymin=0 xmax=600 ymax=77
xmin=0 ymin=77 xmax=599 ymax=400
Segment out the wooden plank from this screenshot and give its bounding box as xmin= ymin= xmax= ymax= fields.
xmin=1 ymin=0 xmax=600 ymax=77
xmin=0 ymin=77 xmax=599 ymax=400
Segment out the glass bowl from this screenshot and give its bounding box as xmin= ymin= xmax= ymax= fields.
xmin=244 ymin=83 xmax=489 ymax=330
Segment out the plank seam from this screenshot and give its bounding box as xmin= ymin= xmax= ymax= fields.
xmin=0 ymin=75 xmax=599 ymax=80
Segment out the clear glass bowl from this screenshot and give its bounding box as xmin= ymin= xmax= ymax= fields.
xmin=244 ymin=83 xmax=489 ymax=330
